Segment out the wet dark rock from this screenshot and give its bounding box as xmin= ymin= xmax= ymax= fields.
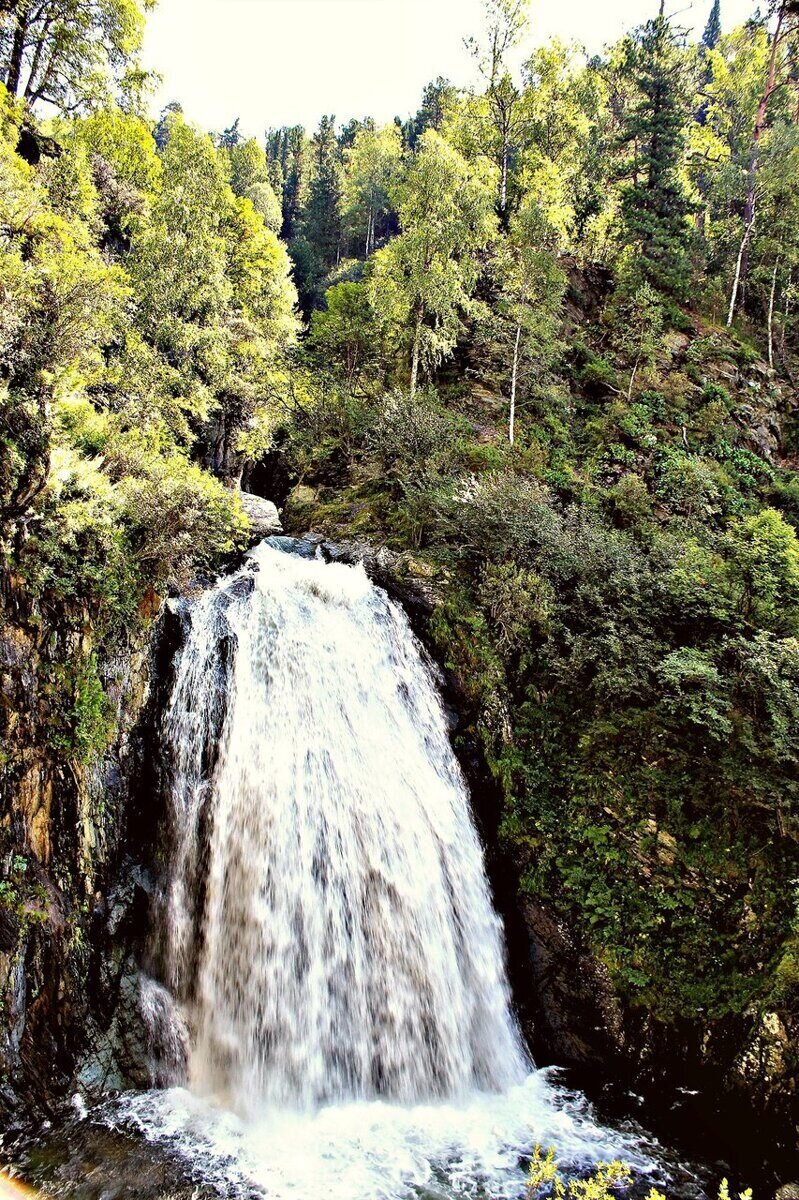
xmin=561 ymin=256 xmax=614 ymax=324
xmin=0 ymin=582 xmax=182 ymax=1125
xmin=9 ymin=1115 xmax=222 ymax=1199
xmin=242 ymin=443 xmax=297 ymax=511
xmin=519 ymin=897 xmax=626 ymax=1067
xmin=16 ymin=124 xmax=62 ymax=167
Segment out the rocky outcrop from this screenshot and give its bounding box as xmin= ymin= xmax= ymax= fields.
xmin=0 ymin=579 xmax=172 ymax=1121
xmin=301 ymin=533 xmax=444 ymax=621
xmin=518 ymin=897 xmax=627 ymax=1067
xmin=241 ymin=490 xmax=283 ymax=540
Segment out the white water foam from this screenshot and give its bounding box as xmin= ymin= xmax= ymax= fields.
xmin=109 ymin=1070 xmax=661 ymax=1200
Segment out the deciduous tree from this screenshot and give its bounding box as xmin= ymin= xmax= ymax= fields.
xmin=0 ymin=0 xmax=151 ymax=111
xmin=369 ymin=130 xmax=497 ymax=394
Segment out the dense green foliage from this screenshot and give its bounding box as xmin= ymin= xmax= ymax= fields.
xmin=3 ymin=0 xmax=799 ymax=1084
xmin=0 ymin=56 xmax=298 ymax=770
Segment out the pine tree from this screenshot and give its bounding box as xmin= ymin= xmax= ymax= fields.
xmin=404 ymin=77 xmax=458 ymax=148
xmin=617 ymin=13 xmax=693 ymax=298
xmin=154 ymin=100 xmax=183 ymax=150
xmin=702 ymin=0 xmax=722 ymax=51
xmin=277 ymin=126 xmax=308 ymax=241
xmin=696 ymin=0 xmax=721 ymax=129
xmin=301 ymin=114 xmax=343 ymax=270
xmin=219 ymin=117 xmax=241 ymax=150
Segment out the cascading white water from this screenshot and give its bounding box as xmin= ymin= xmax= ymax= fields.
xmin=163 ymin=539 xmax=527 ymax=1113
xmin=117 ymin=538 xmax=664 ymax=1200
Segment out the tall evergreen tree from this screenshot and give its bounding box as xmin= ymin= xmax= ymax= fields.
xmin=154 ymin=99 xmax=182 ymax=150
xmin=272 ymin=125 xmax=307 ymax=241
xmin=219 ymin=117 xmax=241 ymax=149
xmin=301 ymin=114 xmax=343 ymax=269
xmin=404 ymin=77 xmax=458 ymax=148
xmin=696 ymin=0 xmax=721 ymax=129
xmin=702 ymin=0 xmax=722 ymax=51
xmin=617 ymin=13 xmax=693 ymax=298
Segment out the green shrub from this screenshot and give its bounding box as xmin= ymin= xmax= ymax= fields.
xmin=367 ymin=390 xmax=470 ymax=475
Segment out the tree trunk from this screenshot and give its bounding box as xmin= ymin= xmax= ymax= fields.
xmin=23 ymin=16 xmax=54 ymax=101
xmin=627 ymin=358 xmax=639 ymax=401
xmin=727 ymin=215 xmax=755 ymax=327
xmin=768 ymin=257 xmax=779 ymax=370
xmin=30 ymin=45 xmax=57 ymax=105
xmin=500 ymin=136 xmax=508 ymax=214
xmin=410 ymin=307 xmax=423 ymax=397
xmin=509 ymin=322 xmax=520 ymax=445
xmin=5 ymin=2 xmax=28 ymax=97
xmin=365 ymin=203 xmax=373 ymax=257
xmin=739 ymin=1 xmax=786 ymax=292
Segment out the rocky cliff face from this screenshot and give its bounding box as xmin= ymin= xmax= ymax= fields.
xmin=0 ymin=577 xmax=167 ymax=1121
xmin=0 ymin=500 xmax=274 ymax=1122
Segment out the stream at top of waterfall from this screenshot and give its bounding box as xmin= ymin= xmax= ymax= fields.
xmin=2 ymin=540 xmax=725 ymax=1200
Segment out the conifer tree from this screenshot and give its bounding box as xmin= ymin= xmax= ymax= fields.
xmin=277 ymin=125 xmax=308 ymax=241
xmin=696 ymin=0 xmax=721 ymax=131
xmin=291 ymin=115 xmax=344 ymax=310
xmin=219 ymin=117 xmax=241 ymax=149
xmin=153 ymin=100 xmax=182 ymax=150
xmin=302 ymin=114 xmax=343 ymax=269
xmin=617 ymin=12 xmax=693 ymax=298
xmin=405 ymin=77 xmax=458 ymax=148
xmin=702 ymin=0 xmax=722 ymax=51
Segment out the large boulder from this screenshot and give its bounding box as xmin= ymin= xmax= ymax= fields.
xmin=240 ymin=492 xmax=282 ymax=540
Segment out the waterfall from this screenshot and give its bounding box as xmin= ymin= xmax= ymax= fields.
xmin=118 ymin=538 xmax=662 ymax=1200
xmin=162 ymin=539 xmax=528 ymax=1114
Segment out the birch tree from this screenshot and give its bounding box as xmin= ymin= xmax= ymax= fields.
xmin=727 ymin=0 xmax=798 ymax=324
xmin=465 ymin=0 xmax=530 ymax=216
xmin=343 ymin=123 xmax=402 ymax=258
xmin=486 ymin=196 xmax=565 ymax=443
xmin=369 ymin=130 xmax=497 ymax=395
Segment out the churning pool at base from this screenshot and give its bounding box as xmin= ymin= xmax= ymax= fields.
xmin=95 ymin=1069 xmax=678 ymax=1200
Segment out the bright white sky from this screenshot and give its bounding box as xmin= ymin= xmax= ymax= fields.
xmin=142 ymin=0 xmax=760 ymax=137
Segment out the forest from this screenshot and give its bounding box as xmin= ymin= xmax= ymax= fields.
xmin=2 ymin=0 xmax=799 ymax=1191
